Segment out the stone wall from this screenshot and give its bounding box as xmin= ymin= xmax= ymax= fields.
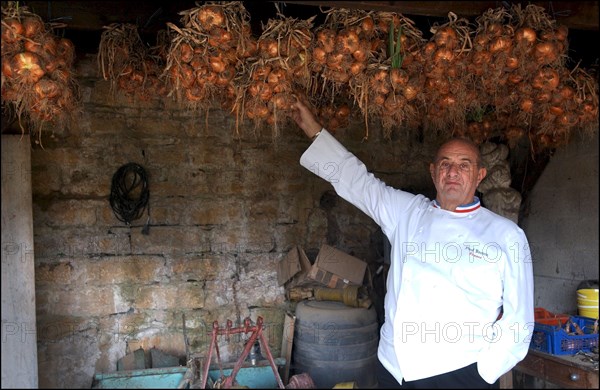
xmin=520 ymin=131 xmax=599 ymax=315
xmin=30 ymin=55 xmax=437 ymax=388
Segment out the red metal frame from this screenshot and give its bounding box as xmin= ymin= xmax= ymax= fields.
xmin=199 ymin=316 xmax=284 ymax=389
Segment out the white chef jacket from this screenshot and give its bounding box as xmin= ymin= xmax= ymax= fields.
xmin=300 ymin=129 xmax=534 ymax=385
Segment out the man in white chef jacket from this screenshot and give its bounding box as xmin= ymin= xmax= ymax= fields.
xmin=290 ymin=96 xmax=534 ymax=389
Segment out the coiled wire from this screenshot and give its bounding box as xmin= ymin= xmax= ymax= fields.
xmin=109 ymin=163 xmax=149 ymax=225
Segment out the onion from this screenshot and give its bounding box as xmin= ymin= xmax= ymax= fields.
xmin=439 ymin=94 xmax=457 ymax=108
xmin=390 ymin=68 xmax=408 ymax=86
xmin=272 ymin=82 xmax=288 ymax=94
xmin=535 ymin=91 xmax=552 ymax=103
xmin=514 ymin=27 xmax=537 ymax=46
xmin=326 ymin=52 xmax=344 ymax=72
xmin=489 ymin=36 xmax=513 ymax=53
xmin=471 ymin=50 xmax=491 ymax=65
xmin=13 ymin=52 xmax=45 ymax=84
xmin=473 ymin=34 xmax=489 ymax=49
xmin=349 ymin=61 xmax=366 ymax=75
xmin=422 ymin=42 xmax=437 ymax=58
xmin=336 ymin=29 xmax=359 ymax=54
xmin=534 ymin=42 xmax=559 ymax=65
xmin=259 ymin=38 xmax=279 ymax=58
xmin=179 ymin=43 xmax=194 ymax=63
xmin=558 ymin=85 xmax=575 ymax=100
xmin=486 ymin=23 xmax=504 ymax=37
xmin=312 ymin=47 xmax=327 ymax=64
xmin=336 ymin=104 xmax=351 ymax=118
xmin=175 ymin=64 xmax=195 ymax=88
xmin=267 ymin=68 xmax=286 ymax=85
xmin=433 ymin=48 xmax=454 ymax=63
xmin=215 ymin=67 xmax=234 ymax=86
xmin=508 ymin=73 xmax=523 ymax=84
xmin=272 ymin=93 xmax=291 ymax=110
xmin=198 ymin=6 xmax=225 ymax=29
xmin=360 ymin=16 xmax=375 ymax=35
xmin=402 ymin=84 xmax=419 ymax=101
xmin=426 ymin=77 xmax=450 ymax=95
xmin=373 ymin=81 xmax=391 ymax=96
xmin=384 ymin=94 xmax=405 ymax=111
xmin=555 ymin=25 xmax=569 ymax=42
xmin=434 ymin=26 xmax=458 ymax=49
xmin=208 ymin=56 xmax=226 ymax=73
xmin=24 ymin=39 xmax=43 ymax=54
xmin=548 ymin=105 xmax=564 ymax=116
xmin=57 ymin=38 xmax=76 ymax=64
xmin=352 ymin=47 xmax=368 ymax=63
xmin=50 ymin=68 xmax=71 ymax=85
xmin=247 ymin=82 xmax=262 ymax=97
xmin=557 ymin=112 xmax=578 ymax=127
xmin=505 ymin=55 xmax=519 ymax=70
xmin=532 ymin=68 xmax=560 ymax=91
xmin=2 ymin=18 xmax=24 ymax=43
xmin=185 ymin=86 xmax=205 ymax=102
xmin=373 ymin=94 xmax=386 ymax=106
xmin=504 ymin=126 xmax=525 ymax=141
xmin=2 ymin=58 xmax=15 ymax=78
xmin=40 ymin=36 xmax=58 ymax=57
xmin=258 ymin=83 xmax=273 ymax=102
xmin=255 ymin=104 xmax=270 ymax=118
xmin=44 ymin=58 xmax=60 ymax=73
xmin=317 ymin=29 xmax=336 ymax=53
xmin=22 ymin=16 xmax=45 ymax=38
xmin=253 ymin=65 xmax=272 ymax=80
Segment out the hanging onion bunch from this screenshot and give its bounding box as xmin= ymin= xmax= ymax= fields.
xmin=464 ymin=7 xmax=517 ymax=145
xmin=467 ymin=3 xmax=594 ymax=152
xmin=98 ymin=23 xmax=167 ymax=102
xmin=164 ymin=1 xmax=255 ymax=114
xmin=310 ymin=8 xmax=382 ymax=106
xmin=316 ymin=100 xmax=353 ymax=133
xmin=420 ymin=13 xmax=473 ymax=137
xmin=2 ymin=2 xmax=80 ymax=144
xmin=507 ymin=4 xmax=583 ymax=151
xmin=354 ymin=11 xmax=426 ymax=140
xmin=241 ymin=12 xmax=315 ymax=136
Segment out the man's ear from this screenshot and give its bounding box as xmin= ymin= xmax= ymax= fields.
xmin=477 ymin=167 xmax=487 ymax=184
xmin=429 ymin=162 xmax=436 ymax=180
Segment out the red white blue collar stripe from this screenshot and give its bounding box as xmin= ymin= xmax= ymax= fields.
xmin=432 ymin=197 xmax=481 ymax=213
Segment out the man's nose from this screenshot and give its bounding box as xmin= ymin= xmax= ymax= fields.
xmin=446 ymin=162 xmax=460 ymax=176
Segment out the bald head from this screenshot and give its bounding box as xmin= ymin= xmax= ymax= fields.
xmin=434 ymin=138 xmax=482 ymax=167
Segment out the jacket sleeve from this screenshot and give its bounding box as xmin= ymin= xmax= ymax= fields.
xmin=477 ymin=226 xmax=535 ymax=383
xmin=299 ymin=129 xmax=418 ymax=236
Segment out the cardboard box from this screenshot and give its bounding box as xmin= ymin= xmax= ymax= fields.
xmin=277 ymin=244 xmax=367 ymax=289
xmin=277 ymin=245 xmax=312 ymax=288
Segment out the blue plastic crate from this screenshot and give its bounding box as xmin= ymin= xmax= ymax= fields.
xmin=530 ymin=315 xmax=598 ymax=355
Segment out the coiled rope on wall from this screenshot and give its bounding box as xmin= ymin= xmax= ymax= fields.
xmin=109 ymin=163 xmax=150 ymax=230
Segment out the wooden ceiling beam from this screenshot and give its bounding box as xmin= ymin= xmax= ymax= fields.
xmin=21 ymin=1 xmax=599 ymax=31
xmin=281 ymin=1 xmax=600 ymax=31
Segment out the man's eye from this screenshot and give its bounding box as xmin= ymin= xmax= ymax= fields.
xmin=440 ymin=162 xmax=450 ymax=169
xmin=460 ymin=163 xmax=470 ymax=171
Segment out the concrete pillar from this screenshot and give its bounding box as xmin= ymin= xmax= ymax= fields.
xmin=1 ymin=134 xmax=38 ymax=388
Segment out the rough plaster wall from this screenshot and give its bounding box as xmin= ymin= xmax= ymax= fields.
xmin=29 ymin=55 xmax=437 ymax=388
xmin=521 ymin=131 xmax=599 ymax=315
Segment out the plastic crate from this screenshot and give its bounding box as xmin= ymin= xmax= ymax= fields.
xmin=533 ymin=307 xmax=570 ymax=326
xmin=530 ymin=315 xmax=599 ymax=355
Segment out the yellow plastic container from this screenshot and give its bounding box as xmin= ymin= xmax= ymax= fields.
xmin=577 ymin=288 xmax=599 ymax=319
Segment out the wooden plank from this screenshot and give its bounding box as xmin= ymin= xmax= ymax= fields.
xmin=279 ymin=311 xmax=296 ymax=385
